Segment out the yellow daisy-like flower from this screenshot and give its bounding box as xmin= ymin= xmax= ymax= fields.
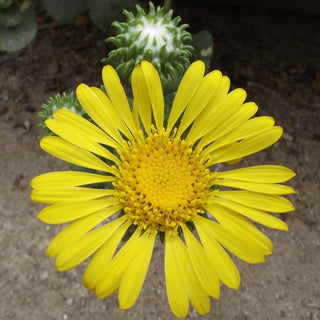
xmin=31 ymin=60 xmax=295 ymax=318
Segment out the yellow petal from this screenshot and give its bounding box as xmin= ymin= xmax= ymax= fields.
xmin=32 ymin=186 xmax=114 ymax=205
xmin=216 ymin=190 xmax=294 ymax=213
xmin=174 ymin=233 xmax=211 ymax=315
xmin=31 ymin=171 xmax=114 ymax=189
xmin=226 ymin=157 xmax=243 ymax=165
xmin=119 ymin=229 xmax=156 ymax=309
xmin=195 ymin=218 xmax=240 ymax=289
xmin=131 ymin=64 xmax=152 ymax=134
xmin=37 ymin=198 xmax=120 ymax=224
xmin=102 ymin=65 xmax=137 ymax=134
xmin=177 ymin=70 xmax=222 ymax=136
xmin=167 ymin=60 xmax=205 ymax=132
xmin=45 ymin=118 xmax=119 ymax=163
xmin=210 ymin=197 xmax=288 ymax=230
xmin=210 ymin=126 xmax=283 ymax=165
xmin=196 ymin=216 xmax=265 ymax=263
xmin=141 ymin=61 xmax=164 ymax=130
xmin=206 ymin=116 xmax=275 ymax=155
xmin=217 ymin=165 xmax=296 ymax=183
xmin=55 ymin=216 xmax=127 ymax=271
xmin=40 ymin=136 xmax=114 ymax=174
xmin=53 ymin=108 xmax=120 ymax=149
xmin=95 ymin=227 xmax=142 ymax=299
xmin=215 ymin=179 xmax=295 ymax=194
xmin=181 ymin=225 xmax=220 ymax=298
xmin=90 ymin=86 xmax=134 ymax=140
xmin=131 ymin=98 xmax=140 ymax=128
xmin=76 ymin=84 xmax=123 ymax=143
xmin=197 ymin=102 xmax=258 ymax=152
xmin=83 ymin=219 xmax=131 ymax=290
xmin=205 ymin=203 xmax=273 ymax=255
xmin=165 ymin=233 xmax=189 ymax=318
xmin=188 ymin=88 xmax=246 ymax=143
xmin=47 ymin=206 xmax=122 ymax=258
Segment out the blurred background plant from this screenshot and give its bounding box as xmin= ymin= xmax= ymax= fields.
xmin=0 ymin=0 xmax=37 ymax=52
xmin=0 ymin=0 xmax=136 ymax=52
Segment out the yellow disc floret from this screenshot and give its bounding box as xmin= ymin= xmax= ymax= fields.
xmin=114 ymin=129 xmax=212 ymax=233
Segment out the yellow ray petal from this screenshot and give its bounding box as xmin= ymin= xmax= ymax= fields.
xmin=216 ymin=190 xmax=294 ymax=213
xmin=167 ymin=60 xmax=205 ymax=132
xmin=90 ymin=86 xmax=135 ymax=140
xmin=141 ymin=61 xmax=164 ymax=130
xmin=102 ymin=65 xmax=137 ymax=134
xmin=83 ymin=219 xmax=131 ymax=290
xmin=45 ymin=118 xmax=119 ymax=163
xmin=181 ymin=225 xmax=219 ymax=298
xmin=195 ymin=217 xmax=240 ymax=289
xmin=131 ymin=64 xmax=152 ymax=134
xmin=206 ymin=116 xmax=275 ymax=155
xmin=197 ymin=102 xmax=258 ymax=152
xmin=55 ymin=216 xmax=127 ymax=271
xmin=174 ymin=233 xmax=211 ymax=315
xmin=210 ymin=126 xmax=283 ymax=165
xmin=119 ymin=229 xmax=156 ymax=309
xmin=131 ymin=98 xmax=140 ymax=128
xmin=188 ymin=88 xmax=246 ymax=143
xmin=165 ymin=233 xmax=189 ymax=318
xmin=198 ymin=75 xmax=230 ymax=119
xmin=210 ymin=197 xmax=288 ymax=230
xmin=31 ymin=186 xmax=114 ymax=204
xmin=95 ymin=227 xmax=143 ymax=299
xmin=215 ymin=179 xmax=295 ymax=194
xmin=196 ymin=216 xmax=265 ymax=263
xmin=40 ymin=136 xmax=114 ymax=174
xmin=52 ymin=108 xmax=120 ymax=149
xmin=216 ymin=165 xmax=296 ymax=183
xmin=31 ymin=171 xmax=115 ymax=189
xmin=76 ymin=84 xmax=123 ymax=143
xmin=177 ymin=70 xmax=222 ymax=136
xmin=37 ymin=198 xmax=120 ymax=224
xmin=47 ymin=206 xmax=122 ymax=258
xmin=205 ymin=203 xmax=273 ymax=255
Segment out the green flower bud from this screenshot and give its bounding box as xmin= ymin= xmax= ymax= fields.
xmin=103 ymin=2 xmax=193 ymax=82
xmin=38 ymin=92 xmax=85 ymax=136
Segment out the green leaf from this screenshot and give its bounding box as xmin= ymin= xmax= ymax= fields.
xmin=43 ymin=0 xmax=87 ymax=22
xmin=88 ymin=0 xmax=135 ymax=29
xmin=19 ymin=0 xmax=32 ymax=13
xmin=192 ymin=30 xmax=213 ymax=71
xmin=0 ymin=0 xmax=12 ymax=10
xmin=0 ymin=6 xmax=23 ymax=27
xmin=0 ymin=5 xmax=36 ymax=52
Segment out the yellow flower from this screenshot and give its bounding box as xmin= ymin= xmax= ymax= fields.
xmin=31 ymin=60 xmax=295 ymax=318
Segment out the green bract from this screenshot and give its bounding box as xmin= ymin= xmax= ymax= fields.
xmin=103 ymin=2 xmax=193 ymax=81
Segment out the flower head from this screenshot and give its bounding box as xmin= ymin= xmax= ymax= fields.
xmin=31 ymin=60 xmax=295 ymax=318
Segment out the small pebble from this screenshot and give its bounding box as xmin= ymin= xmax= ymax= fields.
xmin=63 ymin=314 xmax=68 ymax=320
xmin=66 ymin=297 xmax=73 ymax=306
xmin=41 ymin=271 xmax=49 ymax=280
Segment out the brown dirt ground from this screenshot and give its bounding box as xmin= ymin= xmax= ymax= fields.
xmin=0 ymin=2 xmax=319 ymax=320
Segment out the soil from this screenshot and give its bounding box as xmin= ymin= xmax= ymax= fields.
xmin=0 ymin=2 xmax=319 ymax=320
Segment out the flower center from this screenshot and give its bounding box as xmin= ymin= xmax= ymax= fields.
xmin=114 ymin=130 xmax=212 ymax=232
